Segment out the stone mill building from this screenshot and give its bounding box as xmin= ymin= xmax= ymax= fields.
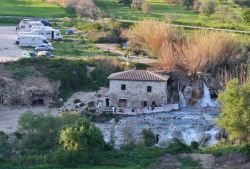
xmin=105 ymin=70 xmax=169 ymax=108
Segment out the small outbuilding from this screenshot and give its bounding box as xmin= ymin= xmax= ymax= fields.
xmin=105 ymin=70 xmax=169 ymax=108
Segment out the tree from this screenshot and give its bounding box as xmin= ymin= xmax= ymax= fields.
xmin=131 ymin=0 xmax=145 ymax=10
xmin=242 ymin=9 xmax=250 ymax=24
xmin=199 ymin=0 xmax=216 ymax=16
xmin=59 ymin=118 xmax=104 ymax=152
xmin=218 ymin=79 xmax=250 ymax=142
xmin=0 ymin=131 xmax=11 ymax=158
xmin=142 ymin=128 xmax=155 ymax=147
xmin=18 ymin=111 xmax=61 ymax=152
xmin=119 ymin=0 xmax=132 ymax=6
xmin=182 ymin=0 xmax=194 ymax=9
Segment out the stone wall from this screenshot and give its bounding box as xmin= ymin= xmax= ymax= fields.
xmin=108 ymin=80 xmax=168 ymax=108
xmin=0 ymin=76 xmax=60 ymax=107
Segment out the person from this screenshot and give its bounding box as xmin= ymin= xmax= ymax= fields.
xmin=112 ymin=106 xmax=115 ymax=113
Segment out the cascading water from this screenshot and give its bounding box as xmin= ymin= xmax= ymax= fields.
xmin=200 ymin=83 xmax=217 ymax=107
xmin=179 ymin=90 xmax=186 ymax=108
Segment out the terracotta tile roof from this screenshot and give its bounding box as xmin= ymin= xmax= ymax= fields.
xmin=107 ymin=70 xmax=169 ymax=81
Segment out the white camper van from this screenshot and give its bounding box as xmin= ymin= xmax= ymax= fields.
xmin=31 ymin=28 xmax=63 ymax=40
xmin=19 ymin=20 xmax=44 ymax=32
xmin=16 ymin=35 xmax=51 ymax=47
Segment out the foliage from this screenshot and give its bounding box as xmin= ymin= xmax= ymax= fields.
xmin=242 ymin=9 xmax=250 ymax=24
xmin=202 ymin=143 xmax=250 ymax=157
xmin=59 ymin=111 xmax=82 ymax=125
xmin=126 ymin=20 xmax=240 ymax=74
xmin=179 ymin=157 xmax=203 ymax=169
xmin=168 ymin=138 xmax=192 ymax=153
xmin=0 ymin=131 xmax=11 ymax=158
xmin=59 ymin=117 xmax=104 ymax=152
xmin=131 ymin=0 xmax=144 ymax=10
xmin=218 ymin=78 xmax=250 ymax=142
xmin=191 ymin=141 xmax=199 ymax=150
xmin=182 ymin=0 xmax=194 ymax=9
xmin=121 ymin=123 xmax=136 ymax=150
xmin=142 ymin=128 xmax=155 ymax=147
xmin=17 ymin=111 xmax=61 ymax=152
xmin=199 ymin=0 xmax=216 ymax=16
xmin=234 ymin=0 xmax=250 ymax=7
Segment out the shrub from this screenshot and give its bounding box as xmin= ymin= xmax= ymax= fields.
xmin=131 ymin=0 xmax=145 ymax=10
xmin=126 ymin=20 xmax=241 ymax=74
xmin=218 ymin=78 xmax=250 ymax=142
xmin=17 ymin=111 xmax=61 ymax=153
xmin=0 ymin=131 xmax=11 ymax=158
xmin=142 ymin=129 xmax=155 ymax=147
xmin=182 ymin=0 xmax=194 ymax=9
xmin=191 ymin=141 xmax=199 ymax=149
xmin=199 ymin=0 xmax=216 ymax=16
xmin=242 ymin=9 xmax=250 ymax=24
xmin=73 ymin=98 xmax=81 ymax=104
xmin=59 ymin=117 xmax=104 ymax=152
xmin=233 ymin=0 xmax=250 ymax=7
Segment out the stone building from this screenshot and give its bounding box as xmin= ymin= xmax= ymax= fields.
xmin=106 ymin=70 xmax=169 ymax=108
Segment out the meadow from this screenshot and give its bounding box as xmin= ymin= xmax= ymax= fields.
xmin=0 ymin=0 xmax=68 ymax=17
xmin=95 ymin=0 xmax=250 ymax=31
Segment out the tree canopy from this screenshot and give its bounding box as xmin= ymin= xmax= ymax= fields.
xmin=218 ymin=79 xmax=250 ymax=142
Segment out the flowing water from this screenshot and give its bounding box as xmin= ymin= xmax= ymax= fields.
xmin=96 ymin=84 xmax=221 ymax=148
xmin=96 ymin=107 xmax=220 ymax=148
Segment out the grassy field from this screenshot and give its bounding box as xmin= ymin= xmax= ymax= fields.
xmin=95 ymin=0 xmax=250 ymax=31
xmin=52 ymin=30 xmax=116 ymax=57
xmin=0 ymin=0 xmax=67 ymax=17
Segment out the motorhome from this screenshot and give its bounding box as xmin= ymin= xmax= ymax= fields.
xmin=16 ymin=35 xmax=51 ymax=47
xmin=31 ymin=28 xmax=63 ymax=40
xmin=19 ymin=20 xmax=44 ymax=32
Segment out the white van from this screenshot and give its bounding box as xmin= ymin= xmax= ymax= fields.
xmin=16 ymin=35 xmax=51 ymax=47
xmin=31 ymin=28 xmax=63 ymax=40
xmin=19 ymin=20 xmax=44 ymax=32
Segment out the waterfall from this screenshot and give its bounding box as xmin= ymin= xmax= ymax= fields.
xmin=200 ymin=83 xmax=215 ymax=107
xmin=179 ymin=90 xmax=186 ymax=108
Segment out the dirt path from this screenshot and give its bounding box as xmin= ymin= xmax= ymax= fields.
xmin=0 ymin=88 xmax=108 ymax=133
xmin=0 ymin=26 xmax=24 ymax=62
xmin=95 ymin=43 xmax=156 ymax=64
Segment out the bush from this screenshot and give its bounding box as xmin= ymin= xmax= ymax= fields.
xmin=233 ymin=0 xmax=250 ymax=7
xmin=199 ymin=0 xmax=216 ymax=16
xmin=142 ymin=129 xmax=155 ymax=147
xmin=17 ymin=111 xmax=61 ymax=153
xmin=73 ymin=98 xmax=81 ymax=104
xmin=191 ymin=141 xmax=199 ymax=149
xmin=0 ymin=131 xmax=11 ymax=158
xmin=242 ymin=9 xmax=250 ymax=24
xmin=59 ymin=117 xmax=104 ymax=153
xmin=131 ymin=0 xmax=145 ymax=10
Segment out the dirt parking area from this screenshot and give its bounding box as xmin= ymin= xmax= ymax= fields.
xmin=0 ymin=26 xmax=24 ymax=62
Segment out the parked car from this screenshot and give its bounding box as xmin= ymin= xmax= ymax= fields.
xmin=35 ymin=44 xmax=54 ymax=51
xmin=22 ymin=51 xmax=36 ymax=58
xmin=37 ymin=51 xmax=54 ymax=58
xmin=40 ymin=19 xmax=51 ymax=27
xmin=65 ymin=29 xmax=74 ymax=35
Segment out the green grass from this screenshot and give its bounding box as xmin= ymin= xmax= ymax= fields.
xmin=0 ymin=0 xmax=68 ymax=17
xmin=52 ymin=32 xmax=117 ymax=57
xmin=95 ymin=0 xmax=250 ymax=31
xmin=179 ymin=157 xmax=203 ymax=169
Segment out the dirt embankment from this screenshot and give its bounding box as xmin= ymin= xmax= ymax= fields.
xmin=150 ymin=153 xmax=250 ymax=169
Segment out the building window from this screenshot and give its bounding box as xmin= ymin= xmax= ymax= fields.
xmin=121 ymin=84 xmax=126 ymax=90
xmin=147 ymin=86 xmax=152 ymax=92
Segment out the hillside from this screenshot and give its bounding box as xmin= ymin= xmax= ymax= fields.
xmin=95 ymin=0 xmax=250 ymax=31
xmin=0 ymin=0 xmax=67 ymax=17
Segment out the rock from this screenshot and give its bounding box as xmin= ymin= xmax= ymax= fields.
xmin=183 ymin=86 xmax=193 ymax=99
xmin=199 ymin=133 xmax=211 ymax=146
xmin=0 ymin=76 xmax=60 ymax=107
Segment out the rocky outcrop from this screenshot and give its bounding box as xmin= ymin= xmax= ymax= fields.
xmin=162 ymin=71 xmax=223 ymax=105
xmin=0 ymin=76 xmax=60 ymax=107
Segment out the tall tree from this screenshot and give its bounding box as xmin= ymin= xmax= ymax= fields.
xmin=218 ymin=79 xmax=250 ymax=142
